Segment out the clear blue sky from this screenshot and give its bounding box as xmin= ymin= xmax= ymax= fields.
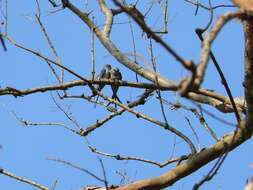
xmin=0 ymin=1 xmax=252 ymax=190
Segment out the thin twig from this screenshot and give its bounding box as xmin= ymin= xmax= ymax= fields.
xmin=22 ymin=120 xmax=80 ymax=134
xmin=51 ymin=94 xmax=82 ymax=129
xmin=51 ymin=178 xmax=59 ymax=190
xmin=162 ymin=0 xmax=169 ymax=33
xmin=193 ymin=148 xmax=228 ymax=189
xmin=0 ymin=168 xmax=50 ymax=190
xmin=97 ymin=158 xmax=109 ymax=190
xmin=185 ymin=0 xmax=235 ymax=11
xmin=177 ymin=109 xmax=201 ymax=149
xmin=164 ymin=99 xmax=219 ymax=141
xmin=35 ymin=14 xmax=63 ymax=83
xmin=79 ymin=89 xmax=154 ymax=136
xmin=148 ymin=39 xmax=171 ymax=140
xmin=129 ymin=20 xmax=139 ymax=82
xmin=193 ymin=102 xmax=237 ymax=127
xmin=201 ymin=0 xmax=214 ymax=33
xmin=196 ymin=28 xmax=241 ymax=123
xmin=91 ymin=27 xmax=95 ymax=80
xmin=46 ymin=158 xmax=106 ymax=183
xmin=87 ymin=144 xmax=190 ymax=167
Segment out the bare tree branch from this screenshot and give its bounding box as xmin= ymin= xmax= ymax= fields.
xmin=0 ymin=168 xmax=50 ymax=190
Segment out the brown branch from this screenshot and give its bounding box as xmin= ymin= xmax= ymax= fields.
xmin=0 ymin=80 xmax=246 ymax=115
xmin=112 ymin=120 xmax=250 ymax=190
xmin=243 ymin=16 xmax=253 ymax=129
xmin=86 ymin=99 xmax=197 ymax=154
xmin=91 ymin=27 xmax=95 ymax=80
xmin=81 ymin=89 xmax=197 ymax=154
xmin=112 ymin=0 xmax=195 ymax=71
xmin=21 ymin=121 xmax=80 ymax=135
xmin=231 ymin=0 xmax=253 ymax=11
xmin=35 ymin=14 xmax=63 ymax=83
xmin=0 ymin=168 xmax=50 ymax=190
xmin=98 ymin=0 xmax=113 ymax=37
xmin=51 ymin=94 xmax=82 ymax=129
xmin=62 ymin=94 xmax=117 ymax=112
xmin=197 ymin=10 xmax=251 ymax=89
xmin=88 ymin=144 xmax=189 ymax=167
xmin=80 ymin=89 xmax=154 ymax=135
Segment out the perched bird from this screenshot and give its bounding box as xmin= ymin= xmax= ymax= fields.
xmin=97 ymin=64 xmax=112 ymax=91
xmin=110 ymin=67 xmax=122 ymax=103
xmin=94 ymin=64 xmax=112 ymax=104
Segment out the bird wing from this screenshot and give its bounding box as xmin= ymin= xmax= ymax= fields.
xmin=118 ymin=71 xmax=122 ymax=80
xmin=99 ymin=68 xmax=106 ymax=79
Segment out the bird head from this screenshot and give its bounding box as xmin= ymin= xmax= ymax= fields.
xmin=105 ymin=64 xmax=112 ymax=70
xmin=113 ymin=67 xmax=119 ymax=72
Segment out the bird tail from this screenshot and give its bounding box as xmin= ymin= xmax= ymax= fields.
xmin=112 ymin=94 xmax=121 ymax=103
xmin=94 ymin=95 xmax=100 ymax=108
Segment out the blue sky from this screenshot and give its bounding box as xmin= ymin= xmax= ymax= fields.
xmin=0 ymin=1 xmax=252 ymax=190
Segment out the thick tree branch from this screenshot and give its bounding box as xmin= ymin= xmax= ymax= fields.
xmin=112 ymin=0 xmax=195 ymax=72
xmin=112 ymin=120 xmax=250 ymax=190
xmin=243 ymin=18 xmax=253 ymax=129
xmin=197 ymin=10 xmax=249 ymax=89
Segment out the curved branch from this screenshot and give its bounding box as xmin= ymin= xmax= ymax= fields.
xmin=88 ymin=144 xmax=190 ymax=167
xmin=98 ymin=0 xmax=113 ymax=37
xmin=197 ymin=10 xmax=249 ymax=88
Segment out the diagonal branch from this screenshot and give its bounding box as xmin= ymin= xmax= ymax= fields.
xmin=113 ymin=120 xmax=250 ymax=190
xmin=0 ymin=168 xmax=50 ymax=190
xmin=197 ymin=9 xmax=250 ymax=89
xmin=112 ymin=0 xmax=195 ymax=72
xmin=196 ymin=28 xmax=242 ymax=124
